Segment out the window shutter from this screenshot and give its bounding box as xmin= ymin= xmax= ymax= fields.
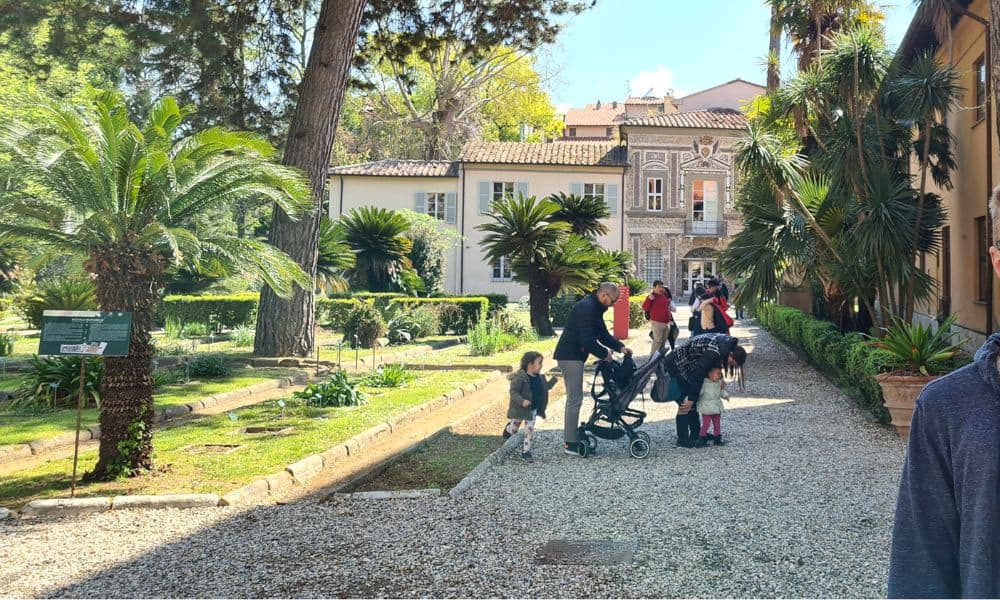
xmin=517 ymin=181 xmax=528 ymax=198
xmin=607 ymin=183 xmax=619 ymax=217
xmin=445 ymin=192 xmax=457 ymax=224
xmin=414 ymin=192 xmax=426 ymax=215
xmin=570 ymin=182 xmax=582 ymax=196
xmin=479 ymin=181 xmax=491 ymax=214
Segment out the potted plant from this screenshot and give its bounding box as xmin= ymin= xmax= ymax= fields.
xmin=871 ymin=315 xmax=966 ymax=438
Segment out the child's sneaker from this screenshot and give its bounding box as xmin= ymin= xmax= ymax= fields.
xmin=713 ymin=436 xmax=726 ymax=446
xmin=502 ymin=427 xmax=511 ymax=440
xmin=521 ymin=451 xmax=534 ymax=462
xmin=694 ymin=436 xmax=709 ymax=448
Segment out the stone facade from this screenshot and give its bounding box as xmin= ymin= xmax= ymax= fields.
xmin=622 ymin=128 xmax=744 ymax=299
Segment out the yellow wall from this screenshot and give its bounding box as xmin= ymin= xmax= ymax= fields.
xmin=916 ymin=0 xmax=1000 ymax=343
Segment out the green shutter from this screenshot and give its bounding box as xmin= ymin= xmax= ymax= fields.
xmin=445 ymin=192 xmax=457 ymax=224
xmin=570 ymin=182 xmax=582 ymax=197
xmin=607 ymin=183 xmax=619 ymax=217
xmin=517 ymin=181 xmax=528 ymax=198
xmin=479 ymin=181 xmax=491 ymax=214
xmin=414 ymin=192 xmax=426 ymax=215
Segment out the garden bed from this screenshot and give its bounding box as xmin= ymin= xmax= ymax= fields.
xmin=0 ymin=368 xmax=486 ymax=507
xmin=406 ymin=337 xmax=559 ymax=370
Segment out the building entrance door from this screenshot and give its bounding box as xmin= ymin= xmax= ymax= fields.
xmin=682 ymin=259 xmax=717 ymax=298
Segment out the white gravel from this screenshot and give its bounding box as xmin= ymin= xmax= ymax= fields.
xmin=0 ymin=319 xmax=906 ymax=598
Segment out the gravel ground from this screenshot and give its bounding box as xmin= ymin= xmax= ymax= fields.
xmin=0 ymin=319 xmax=906 ymax=598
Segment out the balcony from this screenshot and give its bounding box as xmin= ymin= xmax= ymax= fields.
xmin=684 ymin=219 xmax=727 ymax=237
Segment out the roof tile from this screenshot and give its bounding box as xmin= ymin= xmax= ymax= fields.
xmin=460 ymin=141 xmax=628 ymax=167
xmin=328 ymin=160 xmax=459 ymax=177
xmin=623 ymin=109 xmax=748 ymax=130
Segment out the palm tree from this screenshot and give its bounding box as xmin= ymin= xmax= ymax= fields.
xmin=0 ymin=92 xmax=311 ymax=479
xmin=478 ymin=194 xmax=571 ymax=335
xmin=548 ymin=192 xmax=609 ymax=238
xmin=338 ymin=207 xmax=414 ymax=292
xmin=316 ymin=216 xmax=355 ymax=294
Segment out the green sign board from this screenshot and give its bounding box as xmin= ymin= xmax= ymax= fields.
xmin=39 ymin=311 xmax=133 ymax=357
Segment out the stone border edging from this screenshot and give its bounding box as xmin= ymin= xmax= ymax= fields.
xmin=0 ymin=371 xmax=310 ymax=466
xmin=336 ymin=489 xmax=441 ymax=500
xmin=17 ymin=494 xmax=221 ymax=519
xmin=219 ymin=369 xmax=506 ymax=507
xmin=449 ymin=428 xmax=524 ymax=499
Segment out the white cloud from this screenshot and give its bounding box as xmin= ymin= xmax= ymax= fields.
xmin=555 ymin=103 xmax=572 ymax=115
xmin=628 ymin=66 xmax=679 ymax=98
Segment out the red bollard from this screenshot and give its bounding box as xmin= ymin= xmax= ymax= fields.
xmin=613 ymin=285 xmax=630 ymax=340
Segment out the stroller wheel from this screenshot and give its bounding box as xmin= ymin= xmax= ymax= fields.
xmin=578 ymin=440 xmax=591 ymax=458
xmin=629 ymin=438 xmax=651 ymax=459
xmin=585 ymin=432 xmax=598 ymax=451
xmin=636 ymin=431 xmax=651 ymax=445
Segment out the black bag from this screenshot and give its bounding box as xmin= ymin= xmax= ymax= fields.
xmin=651 ymin=360 xmax=670 ymax=402
xmin=668 ymin=321 xmax=680 ymax=344
xmin=688 ymin=314 xmax=698 ymax=333
xmin=643 ymin=310 xmax=651 ymax=320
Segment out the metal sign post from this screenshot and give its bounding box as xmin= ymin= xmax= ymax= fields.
xmin=39 ymin=310 xmax=133 ymax=497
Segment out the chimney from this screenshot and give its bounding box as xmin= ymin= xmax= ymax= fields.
xmin=612 ymin=101 xmax=618 ymax=108
xmin=596 ymin=100 xmax=601 ymax=109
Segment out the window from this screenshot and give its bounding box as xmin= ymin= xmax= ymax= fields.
xmin=646 ymin=178 xmax=663 ymax=211
xmin=583 ymin=183 xmax=605 ymax=203
xmin=568 ymin=127 xmax=577 ymax=137
xmin=645 ymin=248 xmax=663 ymax=283
xmin=606 ymin=127 xmax=613 ymax=137
xmin=975 ymin=55 xmax=987 ymax=123
xmin=492 ymin=256 xmax=512 ymax=282
xmin=492 ymin=181 xmax=516 ymax=203
xmin=978 ymin=217 xmax=990 ymax=301
xmin=425 ymin=192 xmax=446 ymax=220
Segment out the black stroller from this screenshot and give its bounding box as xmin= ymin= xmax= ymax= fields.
xmin=575 ymin=349 xmax=668 ymax=459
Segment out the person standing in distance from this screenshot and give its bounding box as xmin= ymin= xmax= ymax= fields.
xmin=888 ymin=187 xmax=1000 ymax=597
xmin=554 ymin=282 xmax=632 ymax=456
xmin=642 ymin=280 xmax=677 ymax=354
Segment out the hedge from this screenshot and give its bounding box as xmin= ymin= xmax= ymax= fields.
xmin=629 ymin=297 xmax=645 ymax=328
xmin=754 ymin=303 xmax=897 ymax=423
xmin=161 ymin=293 xmax=258 ymax=333
xmin=390 ymin=297 xmax=488 ymax=334
xmin=316 ymin=298 xmax=362 ymax=330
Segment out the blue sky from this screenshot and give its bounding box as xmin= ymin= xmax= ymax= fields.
xmin=544 ymin=0 xmax=918 ymax=111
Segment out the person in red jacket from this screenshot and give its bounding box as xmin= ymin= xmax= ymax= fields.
xmin=642 ymin=280 xmax=677 ymax=355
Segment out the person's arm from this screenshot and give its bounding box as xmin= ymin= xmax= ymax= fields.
xmin=596 ymin=311 xmax=625 ymax=354
xmin=888 ymin=395 xmax=960 ymax=598
xmin=509 ymin=374 xmax=531 ymax=409
xmin=669 ymin=300 xmax=677 ymax=313
xmin=577 ymin=306 xmax=611 ymax=359
xmin=642 ymin=295 xmax=654 ymax=312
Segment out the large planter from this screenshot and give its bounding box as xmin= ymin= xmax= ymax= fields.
xmin=877 ymin=373 xmax=939 ymax=439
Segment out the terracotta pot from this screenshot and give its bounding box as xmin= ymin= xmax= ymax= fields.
xmin=876 ymin=373 xmax=939 ymax=439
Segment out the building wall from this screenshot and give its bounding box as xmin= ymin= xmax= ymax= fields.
xmin=676 ymin=80 xmax=764 ymax=112
xmin=461 ymin=164 xmax=626 ymax=298
xmin=328 ymin=175 xmax=463 ymax=294
xmin=913 ymin=0 xmax=1000 ymax=346
xmin=564 ymin=125 xmax=616 ymax=139
xmin=622 ymin=127 xmax=745 ymax=298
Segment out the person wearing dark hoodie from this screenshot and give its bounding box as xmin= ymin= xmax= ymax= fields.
xmin=888 ymin=187 xmax=1000 ymax=597
xmin=554 ymin=282 xmax=632 ymax=457
xmin=664 ymin=332 xmax=746 ymax=447
xmin=503 ymin=351 xmax=557 ymax=463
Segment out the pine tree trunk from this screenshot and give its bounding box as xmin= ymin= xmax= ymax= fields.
xmin=254 ymin=0 xmax=367 ymax=357
xmin=87 ymin=242 xmax=164 ymax=480
xmin=767 ymin=2 xmax=781 ymax=94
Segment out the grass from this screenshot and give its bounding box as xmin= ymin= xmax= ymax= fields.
xmin=411 ymin=336 xmax=558 ymax=367
xmin=353 ymin=432 xmax=501 ymax=492
xmin=0 ymin=368 xmax=487 ymax=507
xmin=0 ymin=368 xmax=295 ymax=447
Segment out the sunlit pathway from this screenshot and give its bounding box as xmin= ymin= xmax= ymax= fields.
xmin=0 ymin=319 xmax=906 ymax=598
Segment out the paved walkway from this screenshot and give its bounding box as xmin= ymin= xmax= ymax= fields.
xmin=0 ymin=320 xmax=907 ymax=598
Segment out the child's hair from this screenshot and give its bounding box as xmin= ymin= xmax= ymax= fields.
xmin=727 ymin=346 xmax=748 ymax=390
xmin=520 ymin=351 xmax=544 ymax=371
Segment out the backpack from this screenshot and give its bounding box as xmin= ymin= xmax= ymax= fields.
xmin=594 ymin=354 xmax=636 ymax=400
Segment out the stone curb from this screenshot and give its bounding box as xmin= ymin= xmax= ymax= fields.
xmin=0 ymin=507 xmax=11 ymax=520
xmin=449 ymin=428 xmax=524 ymax=499
xmin=111 ymin=494 xmax=220 ymax=510
xmin=0 ymin=372 xmax=305 ymax=466
xmin=338 ymin=489 xmax=440 ymax=500
xmin=220 ymin=369 xmax=506 ymax=507
xmin=16 ymin=493 xmax=223 ymax=519
xmin=20 ymin=497 xmax=113 ymax=518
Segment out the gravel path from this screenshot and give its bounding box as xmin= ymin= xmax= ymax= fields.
xmin=0 ymin=320 xmax=906 ymax=598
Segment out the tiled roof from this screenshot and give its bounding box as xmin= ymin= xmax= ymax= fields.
xmin=328 ymin=160 xmax=459 ymax=177
xmin=626 ymin=96 xmax=665 ymax=105
xmin=460 ymin=141 xmax=628 ymax=167
xmin=564 ymin=104 xmax=626 ymax=127
xmin=557 ymin=135 xmax=614 ymax=142
xmin=623 ymin=109 xmax=748 ymax=130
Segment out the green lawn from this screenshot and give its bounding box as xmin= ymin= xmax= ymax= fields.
xmin=0 ymin=368 xmax=295 ymax=447
xmin=410 ymin=336 xmax=559 ymax=367
xmin=0 ymin=368 xmax=486 ymax=507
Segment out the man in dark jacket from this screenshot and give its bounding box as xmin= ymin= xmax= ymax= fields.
xmin=664 ymin=333 xmax=746 ymax=447
xmin=554 ymin=282 xmax=632 ymax=456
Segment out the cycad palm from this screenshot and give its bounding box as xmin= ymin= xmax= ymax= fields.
xmin=478 ymin=194 xmax=571 ymax=335
xmin=0 ymin=92 xmax=311 ymax=479
xmin=316 ymin=216 xmax=355 ymax=294
xmin=338 ymin=207 xmax=414 ymax=292
xmin=548 ymin=192 xmax=610 ymax=238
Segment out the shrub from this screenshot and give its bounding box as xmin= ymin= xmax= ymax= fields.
xmin=20 ymin=356 xmax=103 ymax=409
xmin=160 ymin=293 xmax=258 ymax=333
xmin=407 ymin=306 xmax=441 ymax=339
xmin=294 ymin=370 xmax=366 ymax=407
xmin=550 ymin=295 xmax=577 ymax=327
xmin=316 ymin=298 xmax=362 ymax=331
xmin=517 ymin=295 xmax=530 ymax=311
xmin=16 ymin=278 xmax=98 ymax=329
xmin=468 ymin=319 xmax=520 ymax=356
xmin=479 ymin=294 xmax=509 ymax=317
xmin=0 ymin=331 xmax=15 ymax=357
xmin=187 ymin=355 xmax=232 ymax=378
xmin=492 ymin=307 xmax=531 ymax=339
xmin=360 ymin=363 xmax=416 ymax=388
xmin=182 ymin=322 xmax=211 ymax=338
xmin=625 ymin=276 xmax=649 ymax=296
xmin=628 ymin=297 xmax=645 ymax=328
xmin=391 ymin=297 xmax=488 ymax=334
xmin=152 ymin=367 xmax=185 ymax=388
xmin=230 ymin=326 xmax=255 ymax=347
xmin=343 ymin=303 xmax=387 ymax=349
xmin=871 ymin=315 xmax=967 ymax=376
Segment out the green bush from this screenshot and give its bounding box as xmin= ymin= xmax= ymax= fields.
xmin=360 ymin=363 xmax=416 ymax=388
xmin=17 ymin=278 xmax=98 ymax=330
xmin=467 ymin=319 xmax=520 ymax=356
xmin=316 ymin=298 xmax=362 ymax=331
xmin=407 ymin=306 xmax=441 ymax=339
xmin=625 ymin=276 xmax=649 ymax=296
xmin=550 ymin=295 xmax=577 ymax=327
xmin=628 ymin=297 xmax=645 ymax=328
xmin=0 ymin=331 xmax=15 ymax=357
xmin=161 ymin=293 xmax=258 ymax=333
xmin=21 ymin=356 xmax=103 ymax=409
xmin=391 ymin=297 xmax=487 ymax=334
xmin=343 ymin=303 xmax=387 ymax=349
xmin=187 ymin=354 xmax=232 ymax=378
xmin=230 ymin=326 xmax=255 ymax=347
xmin=294 ymin=370 xmax=366 ymax=407
xmin=479 ymin=294 xmax=509 ymax=317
